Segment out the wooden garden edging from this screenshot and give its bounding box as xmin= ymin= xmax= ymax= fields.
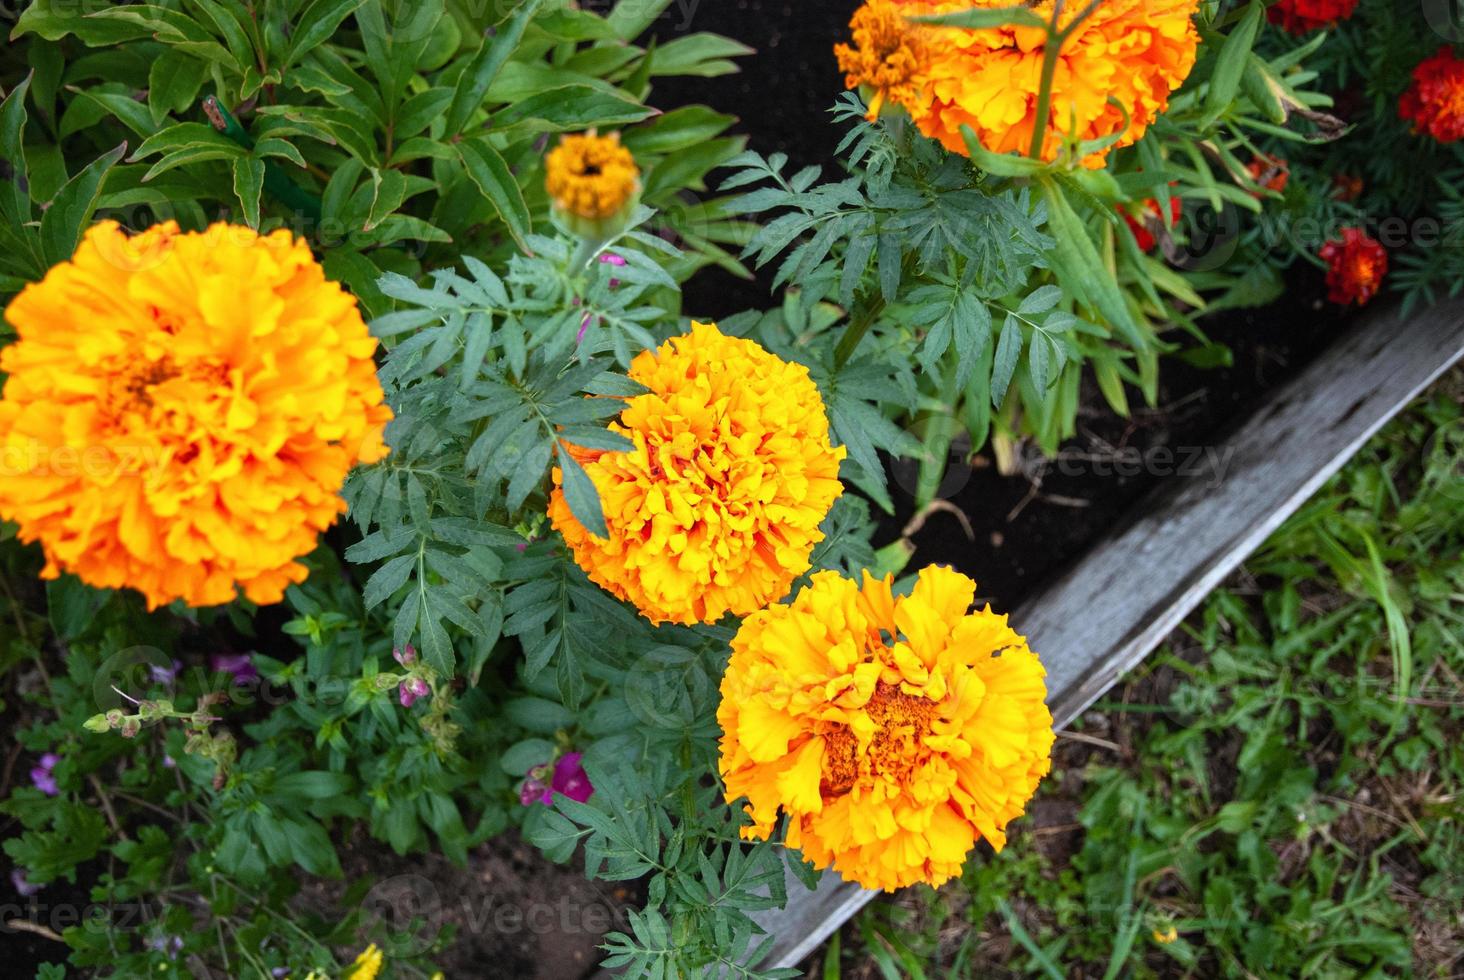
xmin=741 ymin=297 xmax=1464 ymax=971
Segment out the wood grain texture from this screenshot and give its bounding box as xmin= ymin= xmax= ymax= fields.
xmin=742 ymin=298 xmax=1464 ymax=972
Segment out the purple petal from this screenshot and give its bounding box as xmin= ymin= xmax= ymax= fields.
xmin=210 ymin=653 xmax=258 ymax=683
xmin=30 ymin=768 xmax=59 ymax=797
xmin=520 ymin=777 xmax=552 ymax=807
xmin=552 ymin=753 xmax=594 ymax=803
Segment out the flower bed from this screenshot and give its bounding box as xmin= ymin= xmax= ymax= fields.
xmin=1 ymin=2 xmax=1460 ymax=979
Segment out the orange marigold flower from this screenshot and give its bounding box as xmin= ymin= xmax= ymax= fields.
xmin=1120 ymin=195 xmax=1182 ymax=253
xmin=547 ymin=322 xmax=845 ymax=626
xmin=1399 ymin=46 xmax=1464 ymax=144
xmin=1332 ymin=173 xmax=1363 ymax=202
xmin=1319 ymin=227 xmax=1387 ymax=307
xmin=1245 ymin=154 xmax=1290 ymax=194
xmin=836 ymin=0 xmax=1201 ymax=167
xmin=0 ymin=221 xmax=392 ymax=609
xmin=1266 ymin=0 xmax=1359 ymax=34
xmin=718 ymin=566 xmax=1054 ymax=891
xmin=544 ymin=131 xmax=641 ymax=231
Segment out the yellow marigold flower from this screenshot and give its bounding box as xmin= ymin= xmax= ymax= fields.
xmin=0 ymin=221 xmax=392 ymax=609
xmin=547 ymin=322 xmax=845 ymax=626
xmin=544 ymin=131 xmax=641 ymax=234
xmin=344 ymin=944 xmax=384 ymax=980
xmin=718 ymin=566 xmax=1054 ymax=891
xmin=836 ymin=0 xmax=1201 ymax=167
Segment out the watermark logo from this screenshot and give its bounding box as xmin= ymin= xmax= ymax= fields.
xmin=623 ymin=644 xmax=713 ymax=729
xmin=93 ymin=645 xmax=176 ymax=713
xmin=1164 ymin=200 xmax=1242 ymax=273
xmin=1423 ymin=0 xmax=1464 ymax=40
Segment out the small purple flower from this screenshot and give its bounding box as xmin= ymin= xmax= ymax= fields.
xmin=149 ymin=659 xmax=182 ymax=686
xmin=577 ymin=312 xmax=593 ymax=345
xmin=144 ymin=933 xmax=183 ymax=958
xmin=393 ymin=644 xmax=416 ymax=666
xmin=11 ymin=869 xmax=41 ymax=897
xmin=210 ymin=653 xmax=258 ymax=684
xmin=30 ymin=753 xmax=59 ymax=797
xmin=521 ymin=752 xmax=595 ymax=807
xmin=398 ymin=677 xmax=431 ymax=708
xmin=599 ymin=252 xmax=626 ymax=288
xmin=552 ymin=752 xmax=594 ymax=803
xmin=519 ymin=767 xmax=552 ymax=806
xmin=162 ymin=754 xmax=177 ymax=769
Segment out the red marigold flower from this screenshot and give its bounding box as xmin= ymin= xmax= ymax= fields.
xmin=1400 ymin=46 xmax=1464 ymax=144
xmin=1119 ymin=196 xmax=1182 ymax=253
xmin=1266 ymin=0 xmax=1358 ymax=33
xmin=1245 ymin=154 xmax=1289 ymax=194
xmin=1319 ymin=228 xmax=1387 ymax=307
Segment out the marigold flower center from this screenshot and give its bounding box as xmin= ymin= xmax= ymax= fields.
xmin=821 ymin=681 xmax=939 ymax=795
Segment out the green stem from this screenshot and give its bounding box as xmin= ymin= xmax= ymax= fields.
xmin=833 ymin=291 xmax=887 ymax=369
xmin=1027 ymin=0 xmax=1109 ymax=160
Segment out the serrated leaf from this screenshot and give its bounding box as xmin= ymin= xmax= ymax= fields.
xmin=557 ymin=448 xmax=608 ymax=538
xmin=991 ymin=313 xmax=1023 ymax=408
xmin=418 ymin=590 xmax=454 ymax=678
xmin=363 ymin=552 xmax=416 ymax=609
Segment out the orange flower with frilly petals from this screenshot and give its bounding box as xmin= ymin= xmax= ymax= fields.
xmin=836 ymin=0 xmax=1200 ymax=167
xmin=1319 ymin=228 xmax=1387 ymax=307
xmin=548 ymin=322 xmax=845 ymax=626
xmin=718 ymin=566 xmax=1054 ymax=891
xmin=0 ymin=221 xmax=391 ymax=608
xmin=1400 ymin=46 xmax=1464 ymax=144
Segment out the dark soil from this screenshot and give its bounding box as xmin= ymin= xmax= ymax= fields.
xmin=297 ymin=829 xmax=640 ymax=980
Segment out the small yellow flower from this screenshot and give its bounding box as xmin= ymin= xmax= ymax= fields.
xmin=718 ymin=566 xmax=1054 ymax=890
xmin=1153 ymin=925 xmax=1179 ymax=944
xmin=548 ymin=322 xmax=845 ymax=625
xmin=345 ymin=943 xmax=384 ymax=980
xmin=544 ymin=131 xmax=641 ymax=234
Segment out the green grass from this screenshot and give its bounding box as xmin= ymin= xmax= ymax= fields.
xmin=829 ymin=370 xmax=1463 ymax=979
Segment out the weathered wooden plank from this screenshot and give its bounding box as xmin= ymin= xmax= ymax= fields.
xmin=743 ymin=297 xmax=1464 ymax=971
